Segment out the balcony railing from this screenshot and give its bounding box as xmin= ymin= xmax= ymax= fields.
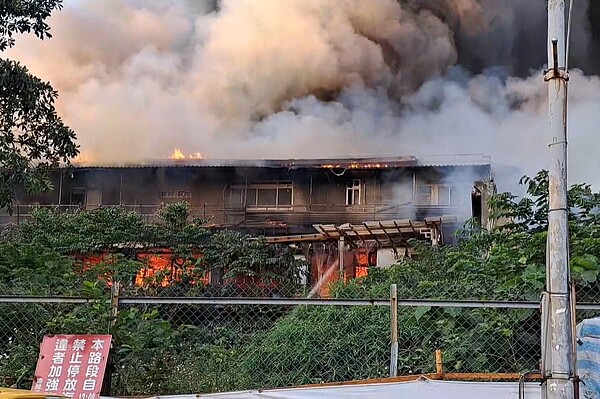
xmin=0 ymin=202 xmax=471 ymax=228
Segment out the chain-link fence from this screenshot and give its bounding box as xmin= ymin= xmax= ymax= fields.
xmin=4 ymin=291 xmax=599 ymax=396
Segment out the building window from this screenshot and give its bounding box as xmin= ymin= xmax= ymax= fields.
xmin=70 ymin=187 xmax=86 ymax=206
xmin=229 ymin=182 xmax=293 ymax=208
xmin=346 ymin=179 xmax=361 ymax=205
xmin=417 ymin=184 xmax=464 ymax=206
xmin=160 ymin=190 xmax=191 ymax=199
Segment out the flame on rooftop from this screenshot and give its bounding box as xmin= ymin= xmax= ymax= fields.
xmin=169 ymin=148 xmax=204 ymax=160
xmin=72 ymin=151 xmax=94 ymax=165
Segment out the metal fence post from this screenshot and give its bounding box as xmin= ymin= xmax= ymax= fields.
xmin=390 ymin=284 xmax=398 ymax=377
xmin=109 ymin=281 xmax=121 ymax=332
xmin=103 ymin=281 xmax=121 ymax=397
xmin=435 ymin=349 xmax=443 ymax=374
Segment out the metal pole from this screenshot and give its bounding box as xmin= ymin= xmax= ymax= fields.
xmin=389 ymin=284 xmax=398 ymax=377
xmin=58 ymin=172 xmax=63 ymax=207
xmin=119 ymin=172 xmax=123 ymax=206
xmin=103 ymin=281 xmax=120 ymax=397
xmin=338 ymin=236 xmax=345 ymax=281
xmin=108 ymin=281 xmax=121 ymax=332
xmin=435 ymin=349 xmax=443 ymax=375
xmin=544 ymin=1 xmax=574 ymax=399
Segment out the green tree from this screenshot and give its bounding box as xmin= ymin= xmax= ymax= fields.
xmin=0 ymin=0 xmax=78 ymax=209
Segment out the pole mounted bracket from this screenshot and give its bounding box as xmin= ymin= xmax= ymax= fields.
xmin=544 ymin=37 xmax=569 ymax=82
xmin=544 ymin=68 xmax=569 ymax=82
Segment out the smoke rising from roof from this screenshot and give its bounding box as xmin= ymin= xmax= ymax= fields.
xmin=5 ymin=0 xmax=600 ymax=189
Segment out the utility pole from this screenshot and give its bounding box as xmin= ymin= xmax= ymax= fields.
xmin=543 ymin=1 xmax=574 ymax=399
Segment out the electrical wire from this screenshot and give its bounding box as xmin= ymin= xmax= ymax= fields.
xmin=330 ymin=168 xmax=347 ymax=177
xmin=566 ymin=0 xmax=574 ymax=71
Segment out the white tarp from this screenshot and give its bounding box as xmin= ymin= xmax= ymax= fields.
xmin=577 ymin=317 xmax=600 ymax=399
xmin=108 ymin=379 xmax=541 ymax=399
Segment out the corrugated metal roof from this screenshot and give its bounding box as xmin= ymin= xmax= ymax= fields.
xmin=416 ymin=154 xmax=491 ymax=166
xmin=70 ymin=154 xmax=490 ymax=170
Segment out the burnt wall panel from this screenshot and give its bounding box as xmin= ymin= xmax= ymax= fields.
xmin=289 ymin=170 xmax=310 ymax=207
xmin=309 ymin=171 xmax=332 ymax=205
xmin=414 ymin=166 xmax=489 ymax=208
xmin=380 ymin=169 xmax=414 ymax=205
xmin=302 ymin=170 xmax=384 ymax=206
xmin=327 ymin=179 xmax=346 ymax=205
xmin=363 ymin=175 xmax=380 ymax=205
xmin=5 ymin=164 xmax=491 ymax=235
xmin=121 ymin=169 xmax=161 ymax=205
xmin=13 ymin=171 xmax=63 ymax=205
xmin=189 ymin=168 xmax=230 ymax=206
xmin=99 ymin=171 xmax=122 ymax=205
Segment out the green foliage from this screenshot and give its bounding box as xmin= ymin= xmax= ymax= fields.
xmin=239 ymin=171 xmax=600 ymax=386
xmin=0 ymin=59 xmax=78 ymax=209
xmin=6 ymin=207 xmax=146 ymax=253
xmin=2 ymin=203 xmax=302 ymax=290
xmin=111 ymin=307 xmax=199 ymax=395
xmin=239 ymin=262 xmax=541 ymax=386
xmin=240 ymin=306 xmax=390 ymax=387
xmin=6 ymin=204 xmax=211 ymax=254
xmin=198 ymin=230 xmax=305 ymax=285
xmin=0 ymin=202 xmax=306 ymax=393
xmin=0 ymin=0 xmax=64 ymax=51
xmin=0 ymin=0 xmax=77 ymax=209
xmin=0 ymin=242 xmax=77 ymax=294
xmin=4 ymin=172 xmax=600 ymax=394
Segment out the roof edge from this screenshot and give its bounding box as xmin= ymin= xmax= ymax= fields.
xmin=67 ymin=154 xmax=491 ymax=170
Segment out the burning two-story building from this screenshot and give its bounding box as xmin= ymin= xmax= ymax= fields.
xmin=2 ymin=154 xmax=494 ymax=288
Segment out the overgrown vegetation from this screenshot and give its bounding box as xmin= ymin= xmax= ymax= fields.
xmin=241 ymin=171 xmax=600 ymax=387
xmin=0 ymin=0 xmax=78 ymax=209
xmin=2 ymin=172 xmax=600 ymax=394
xmin=0 ymin=203 xmax=305 ymax=392
xmin=1 ymin=202 xmax=305 ymax=294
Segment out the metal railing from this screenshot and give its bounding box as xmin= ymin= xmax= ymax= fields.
xmin=0 ymin=202 xmax=470 ymax=228
xmin=2 ymin=289 xmax=598 ymax=396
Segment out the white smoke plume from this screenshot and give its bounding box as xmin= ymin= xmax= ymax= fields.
xmin=5 ymin=0 xmax=600 ymax=190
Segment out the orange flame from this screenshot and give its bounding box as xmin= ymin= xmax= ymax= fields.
xmin=170 ymin=148 xmax=204 ymax=160
xmin=72 ymin=151 xmax=93 ymax=164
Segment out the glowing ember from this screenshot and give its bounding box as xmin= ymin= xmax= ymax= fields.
xmin=320 ymin=163 xmax=389 ymax=169
xmin=169 ymin=148 xmax=203 ymax=160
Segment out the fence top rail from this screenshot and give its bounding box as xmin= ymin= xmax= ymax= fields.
xmin=0 ymin=295 xmax=567 ymax=308
xmin=2 ymin=295 xmax=600 ymax=309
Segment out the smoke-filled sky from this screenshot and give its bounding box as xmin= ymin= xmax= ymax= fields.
xmin=6 ymin=0 xmax=600 ymax=189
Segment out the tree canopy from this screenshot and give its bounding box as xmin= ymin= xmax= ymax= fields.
xmin=0 ymin=0 xmax=78 ymax=209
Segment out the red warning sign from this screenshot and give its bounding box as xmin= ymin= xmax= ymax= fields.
xmin=31 ymin=335 xmax=112 ymax=399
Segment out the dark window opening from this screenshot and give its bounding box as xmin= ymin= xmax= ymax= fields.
xmin=70 ymin=188 xmax=86 ymax=206
xmin=230 ymin=183 xmax=293 ymax=208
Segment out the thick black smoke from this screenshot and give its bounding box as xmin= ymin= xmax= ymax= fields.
xmin=414 ymin=0 xmax=599 ymax=76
